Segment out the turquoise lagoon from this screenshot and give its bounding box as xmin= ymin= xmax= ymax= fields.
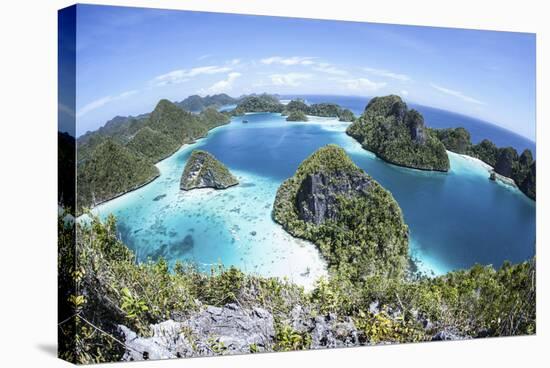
xmin=92 ymin=112 xmax=536 ymax=288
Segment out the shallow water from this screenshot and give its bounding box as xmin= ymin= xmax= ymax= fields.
xmin=92 ymin=111 xmax=535 ymax=286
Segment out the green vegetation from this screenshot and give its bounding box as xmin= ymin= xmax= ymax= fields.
xmin=176 ymin=93 xmax=238 ymax=112
xmin=286 ymin=110 xmax=308 ymax=122
xmin=58 ymin=211 xmax=536 ymax=363
xmin=271 ymin=143 xmax=535 ymax=344
xmin=347 ymin=95 xmax=449 ymax=171
xmin=338 ymin=108 xmax=355 ymax=122
xmin=432 ymin=127 xmax=471 ymax=154
xmin=432 ymin=127 xmax=536 ymax=200
xmin=76 ymin=99 xmax=230 ymax=211
xmin=274 ymin=324 xmax=312 ymax=351
xmin=469 ymin=139 xmax=498 ymax=166
xmin=519 ymin=161 xmax=536 ymax=199
xmin=273 ymin=145 xmax=409 ymax=281
xmin=64 ymin=94 xmax=536 ymax=363
xmin=199 ymin=107 xmax=231 ymax=129
xmin=233 ymin=94 xmax=284 ymax=115
xmin=283 ymin=98 xmax=355 ymax=121
xmin=58 ymin=212 xmax=307 ymax=363
xmin=77 ymin=139 xmax=159 ymax=209
xmin=284 ymin=99 xmax=309 ymax=113
xmin=126 ymin=126 xmax=179 ymax=163
xmin=78 ymin=116 xmax=148 ymax=163
xmin=233 ymin=96 xmax=355 ymax=121
xmin=475 ymin=144 xmax=536 ymax=200
xmin=307 ymin=103 xmax=341 ymax=117
xmin=180 ymin=150 xmax=239 ymax=190
xmin=147 ymin=99 xmax=210 ymax=142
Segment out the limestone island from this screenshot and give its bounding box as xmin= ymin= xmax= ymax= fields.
xmin=231 ymin=95 xmax=356 ymax=122
xmin=76 ymin=97 xmax=231 ymax=212
xmin=432 ymin=127 xmax=536 ymax=200
xmin=286 ymin=110 xmax=308 ymax=122
xmin=347 ymin=95 xmax=450 ymax=172
xmin=273 ymin=144 xmax=409 ymax=280
xmin=180 ymin=150 xmax=239 ymax=190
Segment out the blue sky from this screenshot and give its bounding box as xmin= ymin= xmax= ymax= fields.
xmin=68 ymin=4 xmax=536 ymax=139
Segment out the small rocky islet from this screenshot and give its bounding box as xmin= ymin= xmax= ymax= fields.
xmin=180 ymin=150 xmax=239 ymax=190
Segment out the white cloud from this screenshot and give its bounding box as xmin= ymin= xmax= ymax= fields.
xmin=364 ymin=67 xmax=411 ymax=81
xmin=269 ymin=73 xmax=312 ymax=87
xmin=201 ymin=72 xmax=241 ymax=95
xmin=261 ymin=56 xmax=316 ymax=66
xmin=401 ymin=90 xmax=409 ymax=96
xmin=313 ymin=62 xmax=348 ymax=76
xmin=261 ymin=56 xmax=348 ymax=76
xmin=76 ymin=90 xmax=139 ymax=118
xmin=430 ymin=83 xmax=485 ymax=105
xmin=340 ymin=78 xmax=387 ymax=92
xmin=229 ymin=58 xmax=241 ymax=66
xmin=151 ymin=65 xmax=232 ymax=86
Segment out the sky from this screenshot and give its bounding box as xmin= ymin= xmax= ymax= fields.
xmin=64 ymin=4 xmax=536 ymax=139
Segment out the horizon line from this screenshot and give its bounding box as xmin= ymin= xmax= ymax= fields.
xmin=71 ymin=92 xmax=536 ymax=143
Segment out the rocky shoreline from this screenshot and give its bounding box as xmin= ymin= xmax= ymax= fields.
xmin=456 ymin=152 xmax=520 ymax=189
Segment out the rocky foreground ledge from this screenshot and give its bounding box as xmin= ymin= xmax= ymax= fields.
xmin=117 ymin=303 xmax=360 ymax=361
xmin=180 ymin=150 xmax=238 ymax=190
xmin=118 ymin=302 xmax=469 ymax=361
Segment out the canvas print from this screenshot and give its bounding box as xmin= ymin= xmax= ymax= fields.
xmin=58 ymin=4 xmax=536 ymax=364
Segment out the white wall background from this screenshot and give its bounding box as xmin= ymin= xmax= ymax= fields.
xmin=0 ymin=1 xmax=547 ymax=367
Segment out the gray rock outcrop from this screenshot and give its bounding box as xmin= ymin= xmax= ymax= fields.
xmin=405 ymin=110 xmax=427 ymax=144
xmin=295 ymin=171 xmax=371 ymax=225
xmin=287 ymin=305 xmax=360 ymax=349
xmin=119 ymin=303 xmax=274 ymax=361
xmin=180 ymin=150 xmax=238 ymax=190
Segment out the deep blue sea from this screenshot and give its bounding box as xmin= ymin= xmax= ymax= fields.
xmin=91 ymin=96 xmax=536 ymax=288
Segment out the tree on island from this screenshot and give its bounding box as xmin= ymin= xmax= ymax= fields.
xmin=286 ymin=110 xmax=308 ymax=121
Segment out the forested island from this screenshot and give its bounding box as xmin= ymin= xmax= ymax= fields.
xmin=76 ymin=99 xmax=231 ymax=211
xmin=232 ymin=94 xmax=355 ymax=122
xmin=273 ymin=145 xmax=409 ymax=280
xmin=344 ymin=95 xmax=535 ymax=200
xmin=432 ymin=127 xmax=536 ymax=200
xmin=74 ymin=92 xmax=536 ymax=214
xmin=286 ymin=110 xmax=308 ymax=122
xmin=75 ymin=91 xmax=535 ymax=209
xmin=347 ymin=95 xmax=450 ymax=172
xmin=76 ymin=94 xmax=359 ymax=212
xmin=176 ymin=93 xmax=238 ymax=112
